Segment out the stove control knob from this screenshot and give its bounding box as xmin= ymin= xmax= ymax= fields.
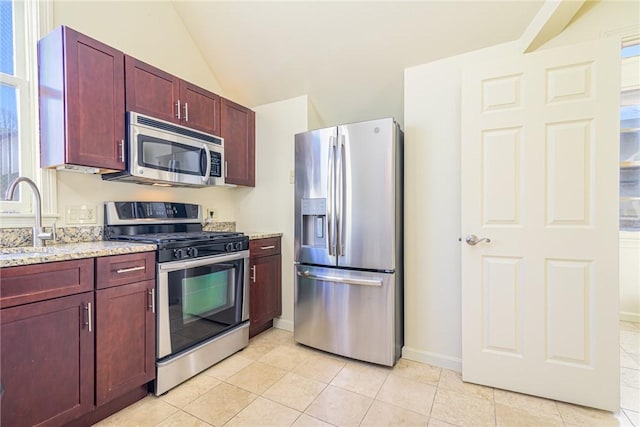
xmin=173 ymin=248 xmax=185 ymax=259
xmin=186 ymin=247 xmax=198 ymax=258
xmin=235 ymin=242 xmax=243 ymax=250
xmin=225 ymin=242 xmax=234 ymax=252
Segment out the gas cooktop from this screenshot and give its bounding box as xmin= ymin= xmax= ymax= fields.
xmin=104 ymin=201 xmax=249 ymax=262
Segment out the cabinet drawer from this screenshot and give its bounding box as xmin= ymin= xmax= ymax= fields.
xmin=0 ymin=259 xmax=94 ymax=309
xmin=249 ymin=237 xmax=281 ymax=258
xmin=96 ymin=252 xmax=155 ymax=289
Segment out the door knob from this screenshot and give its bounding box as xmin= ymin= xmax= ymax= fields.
xmin=464 ymin=234 xmax=491 ymax=245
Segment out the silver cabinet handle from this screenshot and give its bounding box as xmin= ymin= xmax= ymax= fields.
xmin=176 ymin=99 xmax=181 ymax=119
xmin=119 ymin=139 xmax=125 ymax=162
xmin=260 ymin=245 xmax=276 ymax=250
xmin=224 ymin=160 xmax=228 ymax=178
xmin=251 ymin=265 xmax=256 ymax=283
xmin=465 ymin=234 xmax=491 ymax=246
xmin=297 ymin=270 xmax=382 ymax=287
xmin=148 ymin=288 xmax=155 ymax=313
xmin=184 ymin=102 xmax=189 ymax=122
xmin=116 ymin=265 xmax=145 ymax=274
xmin=84 ymin=302 xmax=92 ymax=332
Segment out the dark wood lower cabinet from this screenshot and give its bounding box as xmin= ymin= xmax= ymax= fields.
xmin=0 ymin=292 xmax=95 ymax=427
xmin=249 ymin=237 xmax=282 ymax=337
xmin=96 ymin=279 xmax=156 ymax=405
xmin=0 ymin=252 xmax=156 ymax=426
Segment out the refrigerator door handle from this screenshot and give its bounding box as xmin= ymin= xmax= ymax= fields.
xmin=297 ymin=270 xmax=382 ymax=287
xmin=327 ymin=136 xmax=337 ymax=256
xmin=337 ymin=134 xmax=346 ymax=256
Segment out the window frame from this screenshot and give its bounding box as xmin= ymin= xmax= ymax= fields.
xmin=0 ymin=0 xmax=55 ymax=226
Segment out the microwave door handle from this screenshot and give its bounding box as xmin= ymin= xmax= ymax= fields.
xmin=202 ymin=144 xmax=212 ymax=182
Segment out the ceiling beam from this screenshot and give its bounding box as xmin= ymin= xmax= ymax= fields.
xmin=520 ymin=0 xmax=586 ymax=53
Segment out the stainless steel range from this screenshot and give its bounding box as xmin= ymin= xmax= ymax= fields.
xmin=104 ymin=201 xmax=249 ymax=395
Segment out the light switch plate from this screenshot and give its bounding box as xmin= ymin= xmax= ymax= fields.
xmin=65 ymin=204 xmax=97 ymax=225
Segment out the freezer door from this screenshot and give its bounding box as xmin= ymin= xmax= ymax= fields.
xmin=294 ymin=264 xmax=401 ymax=366
xmin=336 ymin=118 xmax=401 ymax=270
xmin=294 ymin=126 xmax=338 ymax=266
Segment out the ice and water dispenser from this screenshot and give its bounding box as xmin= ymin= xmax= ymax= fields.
xmin=301 ymin=198 xmax=327 ymax=248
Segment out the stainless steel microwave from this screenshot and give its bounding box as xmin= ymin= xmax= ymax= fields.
xmin=103 ymin=112 xmax=224 ymax=187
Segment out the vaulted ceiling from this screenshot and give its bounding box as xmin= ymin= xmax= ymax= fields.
xmin=171 ymin=1 xmax=545 ymax=127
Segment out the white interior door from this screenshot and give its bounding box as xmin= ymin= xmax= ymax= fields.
xmin=461 ymin=38 xmax=620 ymax=411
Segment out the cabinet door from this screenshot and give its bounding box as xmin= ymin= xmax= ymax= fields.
xmin=1 ymin=292 xmax=94 ymax=427
xmin=249 ymin=254 xmax=282 ymax=337
xmin=96 ymin=280 xmax=156 ymax=406
xmin=221 ymin=97 xmax=255 ymax=187
xmin=125 ymin=55 xmax=180 ymax=124
xmin=40 ymin=26 xmax=125 ymax=171
xmin=180 ymin=81 xmax=221 ymax=135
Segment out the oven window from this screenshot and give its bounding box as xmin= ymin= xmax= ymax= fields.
xmin=182 ymin=270 xmax=233 ymax=323
xmin=166 ymin=260 xmax=244 ymax=355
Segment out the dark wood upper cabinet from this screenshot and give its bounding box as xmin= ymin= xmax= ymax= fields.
xmin=221 ymin=97 xmax=256 ymax=187
xmin=38 ymin=26 xmax=125 ymax=172
xmin=180 ymin=81 xmax=221 ymax=136
xmin=125 ymin=56 xmax=220 ymax=135
xmin=124 ymin=55 xmax=180 ymax=124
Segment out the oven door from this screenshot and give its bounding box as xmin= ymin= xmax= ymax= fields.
xmin=156 ymin=250 xmax=249 ymax=360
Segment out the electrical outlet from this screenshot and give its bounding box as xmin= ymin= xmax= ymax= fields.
xmin=65 ymin=204 xmax=97 ymax=224
xmin=205 ymin=208 xmax=216 ymax=221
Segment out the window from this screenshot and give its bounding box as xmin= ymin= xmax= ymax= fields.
xmin=0 ymin=0 xmax=53 ymax=221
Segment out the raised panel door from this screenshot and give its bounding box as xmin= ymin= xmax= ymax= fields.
xmin=221 ymin=97 xmax=255 ymax=187
xmin=461 ymin=38 xmax=620 ymax=410
xmin=96 ymin=280 xmax=156 ymax=405
xmin=0 ymin=292 xmax=94 ymax=427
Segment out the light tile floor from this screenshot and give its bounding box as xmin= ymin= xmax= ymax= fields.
xmin=95 ymin=322 xmax=640 ymax=426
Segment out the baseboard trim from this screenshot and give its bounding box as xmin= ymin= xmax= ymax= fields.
xmin=620 ymin=311 xmax=640 ymax=323
xmin=402 ymin=346 xmax=462 ymax=372
xmin=273 ymin=318 xmax=294 ymax=332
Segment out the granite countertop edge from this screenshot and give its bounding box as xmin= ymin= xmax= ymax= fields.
xmin=0 ymin=241 xmax=158 ymax=268
xmin=245 ymin=232 xmax=283 ymax=240
xmin=1 ymin=231 xmax=283 ymax=268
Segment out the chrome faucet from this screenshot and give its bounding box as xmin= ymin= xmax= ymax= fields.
xmin=5 ymin=177 xmax=55 ymax=247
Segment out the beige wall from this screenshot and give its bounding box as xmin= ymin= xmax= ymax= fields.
xmin=51 ymin=0 xmax=235 ymax=226
xmin=53 ymin=1 xmax=223 ymax=94
xmin=404 ymin=41 xmax=521 ymax=370
xmin=231 ymin=95 xmax=309 ymax=330
xmin=402 ymin=0 xmax=639 ymax=370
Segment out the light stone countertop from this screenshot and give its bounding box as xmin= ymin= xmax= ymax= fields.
xmin=0 ymin=241 xmax=157 ymax=268
xmin=0 ymin=232 xmax=282 ymax=268
xmin=244 ymin=232 xmax=283 ymax=240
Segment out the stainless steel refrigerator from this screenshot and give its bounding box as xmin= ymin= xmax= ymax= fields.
xmin=294 ymin=117 xmax=403 ymax=366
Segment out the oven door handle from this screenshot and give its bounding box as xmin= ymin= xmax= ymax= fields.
xmin=158 ymin=250 xmax=250 ymax=272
